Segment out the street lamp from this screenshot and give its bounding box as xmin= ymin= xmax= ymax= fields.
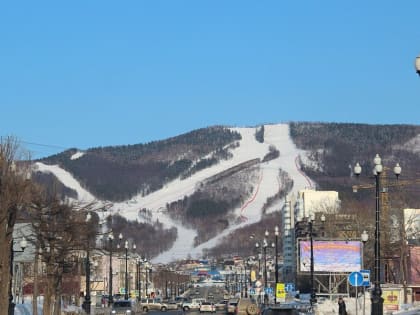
xmin=308 ymin=213 xmax=325 ymax=306
xmin=82 ymin=213 xmax=92 ymax=314
xmin=8 ymin=237 xmax=26 ymax=315
xmin=361 ymin=230 xmax=369 ymax=268
xmin=263 ymin=236 xmax=268 ymax=304
xmin=118 ymin=233 xmax=136 ymax=300
xmin=144 ymin=262 xmax=152 ymax=299
xmin=274 ymin=226 xmax=279 ymax=304
xmin=308 ymin=214 xmax=315 ymax=306
xmin=415 ymin=54 xmax=420 ymax=76
xmin=354 ymin=154 xmax=401 ymax=315
xmin=361 ymin=230 xmax=369 ymax=315
xmin=108 ymin=233 xmax=114 ymax=306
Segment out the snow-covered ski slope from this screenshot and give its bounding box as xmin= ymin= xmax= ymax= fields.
xmin=35 ymin=123 xmax=314 ymax=263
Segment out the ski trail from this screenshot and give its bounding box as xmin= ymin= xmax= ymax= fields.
xmin=240 ymin=172 xmax=263 ymax=222
xmin=34 ymin=123 xmax=315 ymax=262
xmin=295 ymin=156 xmax=313 ymax=189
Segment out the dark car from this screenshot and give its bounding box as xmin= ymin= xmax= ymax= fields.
xmin=261 ymin=304 xmax=312 ymax=315
xmin=110 ymin=300 xmax=134 ymax=314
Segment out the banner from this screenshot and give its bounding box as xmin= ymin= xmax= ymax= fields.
xmin=383 ymin=289 xmax=400 ymax=311
xmin=275 ymin=283 xmax=286 ymax=302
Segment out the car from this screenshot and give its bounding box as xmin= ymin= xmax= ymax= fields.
xmin=199 ymin=301 xmax=216 ymax=313
xmin=110 ymin=300 xmax=134 ymax=314
xmin=175 ymin=296 xmax=188 ymax=308
xmin=226 ymin=298 xmax=239 ymax=315
xmin=261 ymin=304 xmax=311 ymax=315
xmin=182 ymin=298 xmax=206 ymax=311
xmin=235 ymin=298 xmax=259 ymax=315
xmin=215 ymin=300 xmax=227 ymax=310
xmin=166 ymin=301 xmax=180 ymax=310
xmin=140 ymin=298 xmax=168 ymax=312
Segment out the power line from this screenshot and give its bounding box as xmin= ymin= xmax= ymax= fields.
xmin=21 ymin=140 xmax=69 ymax=150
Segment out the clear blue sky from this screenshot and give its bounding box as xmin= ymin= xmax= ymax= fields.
xmin=1 ymin=1 xmax=419 ymax=158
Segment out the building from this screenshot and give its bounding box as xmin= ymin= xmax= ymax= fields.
xmin=281 ymin=189 xmax=340 ymax=283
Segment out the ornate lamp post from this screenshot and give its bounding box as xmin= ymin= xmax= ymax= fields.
xmin=118 ymin=233 xmax=136 ymax=300
xmin=144 ymin=261 xmax=151 ymax=299
xmin=361 ymin=230 xmax=369 ymax=269
xmin=82 ymin=213 xmax=92 ymax=314
xmin=308 ymin=213 xmax=325 ymax=306
xmin=8 ymin=237 xmax=26 ymax=315
xmin=354 ymin=154 xmax=401 ymax=315
xmin=274 ymin=226 xmax=279 ymax=304
xmin=361 ymin=230 xmax=369 ymax=315
xmin=108 ymin=233 xmax=114 ymax=306
xmin=263 ymin=237 xmax=268 ymax=304
xmin=308 ymin=214 xmax=315 ymax=306
xmin=415 ymin=54 xmax=420 ymax=76
xmin=136 ymin=258 xmax=140 ymax=300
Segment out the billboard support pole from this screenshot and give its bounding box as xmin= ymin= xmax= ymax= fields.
xmin=309 ymin=219 xmax=316 ymax=306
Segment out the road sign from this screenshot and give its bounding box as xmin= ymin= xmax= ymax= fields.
xmin=360 ymin=269 xmax=370 ymax=286
xmin=348 ymin=271 xmax=364 ymax=287
xmin=264 ymin=287 xmax=273 ymax=295
xmin=276 ymin=283 xmax=286 ymax=300
xmin=285 ymin=283 xmax=295 ymax=292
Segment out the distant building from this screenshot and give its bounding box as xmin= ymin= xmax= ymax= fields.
xmin=295 ymin=189 xmax=340 ymax=221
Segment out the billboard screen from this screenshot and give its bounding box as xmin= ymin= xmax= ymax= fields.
xmin=299 ymin=240 xmax=362 ymax=273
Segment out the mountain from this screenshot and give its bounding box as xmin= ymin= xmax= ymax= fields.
xmin=32 ymin=122 xmax=420 ymax=263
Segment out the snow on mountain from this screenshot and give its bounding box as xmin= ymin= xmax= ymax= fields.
xmin=70 ymin=151 xmax=85 ymax=160
xmin=186 ymin=124 xmax=313 ymax=259
xmin=34 ymin=123 xmax=314 ymax=263
xmin=34 ymin=162 xmax=96 ymax=203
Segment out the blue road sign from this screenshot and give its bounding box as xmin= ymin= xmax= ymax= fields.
xmin=285 ymin=283 xmax=295 ymax=292
xmin=360 ymin=269 xmax=370 ymax=287
xmin=348 ymin=271 xmax=364 ymax=287
xmin=265 ymin=287 xmax=273 ymax=295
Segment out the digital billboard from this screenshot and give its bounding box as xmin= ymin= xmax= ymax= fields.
xmin=299 ymin=240 xmax=362 ymax=273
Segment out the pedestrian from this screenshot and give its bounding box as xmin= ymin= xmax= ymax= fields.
xmin=338 ymin=296 xmax=347 ymax=315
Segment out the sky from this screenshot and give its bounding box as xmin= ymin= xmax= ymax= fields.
xmin=1 ymin=1 xmax=420 ymax=159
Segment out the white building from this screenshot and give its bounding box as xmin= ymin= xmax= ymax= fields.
xmin=295 ymin=189 xmax=340 ymax=221
xmin=281 ymin=189 xmax=340 ymax=282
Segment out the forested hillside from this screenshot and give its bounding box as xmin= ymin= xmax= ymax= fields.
xmin=39 ymin=126 xmax=241 ymax=201
xmin=30 ymin=122 xmax=420 ymax=260
xmin=290 ymin=122 xmax=420 ymax=208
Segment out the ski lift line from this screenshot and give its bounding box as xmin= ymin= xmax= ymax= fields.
xmin=21 ymin=140 xmax=70 ymax=150
xmin=294 ymin=155 xmax=313 ymax=189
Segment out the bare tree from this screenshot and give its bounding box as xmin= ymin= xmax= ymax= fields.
xmin=0 ymin=136 xmax=32 ymax=313
xmin=27 ymin=189 xmax=100 ymax=315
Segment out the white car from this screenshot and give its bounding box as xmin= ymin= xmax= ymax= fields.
xmin=183 ymin=298 xmax=206 ymax=311
xmin=199 ymin=302 xmax=216 ymax=313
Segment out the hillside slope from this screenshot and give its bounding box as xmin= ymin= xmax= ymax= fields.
xmin=34 ymin=122 xmax=420 ymax=262
xmin=35 ymin=123 xmax=312 ymax=262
